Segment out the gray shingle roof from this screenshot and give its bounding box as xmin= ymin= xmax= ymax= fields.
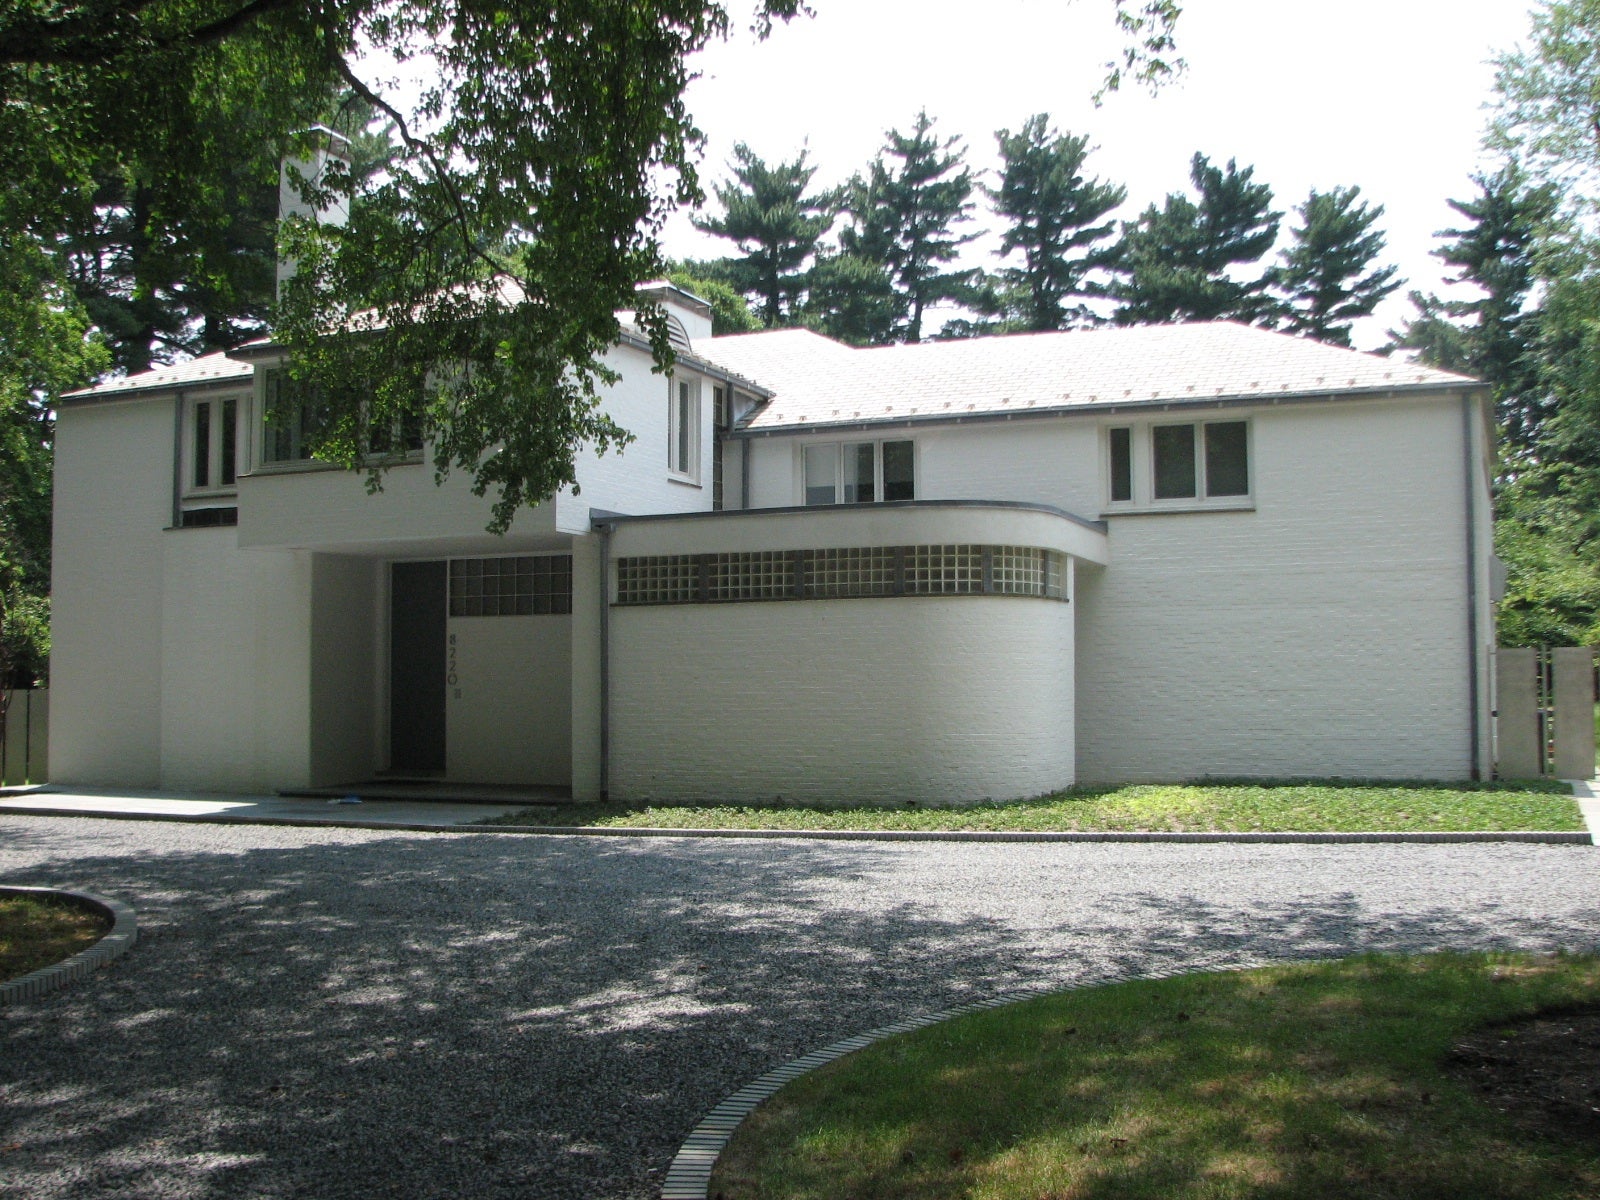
xmin=700 ymin=322 xmax=1479 ymax=432
xmin=61 ymin=351 xmax=253 ymax=401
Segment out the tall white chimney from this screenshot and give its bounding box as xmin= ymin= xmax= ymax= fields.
xmin=277 ymin=126 xmax=352 ymax=301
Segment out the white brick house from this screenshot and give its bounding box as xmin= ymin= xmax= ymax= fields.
xmin=50 ymin=285 xmax=1494 ymax=802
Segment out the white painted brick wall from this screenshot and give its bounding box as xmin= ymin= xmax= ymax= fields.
xmin=742 ymin=394 xmax=1482 ymax=782
xmin=1075 ymin=398 xmax=1475 ymax=781
xmin=610 ymin=595 xmax=1075 ymax=804
xmin=558 ymin=343 xmax=716 ymax=529
xmin=50 ymin=398 xmax=174 ymax=786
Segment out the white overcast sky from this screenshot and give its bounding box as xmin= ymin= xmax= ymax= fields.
xmin=658 ymin=0 xmax=1539 ymax=348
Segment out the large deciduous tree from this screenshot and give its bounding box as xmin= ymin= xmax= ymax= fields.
xmin=987 ymin=114 xmax=1126 ymax=331
xmin=1272 ymin=186 xmax=1401 ymax=347
xmin=691 ymin=144 xmax=836 ymax=327
xmin=2 ymin=0 xmax=1184 ymax=532
xmin=1111 ymin=153 xmax=1281 ymax=326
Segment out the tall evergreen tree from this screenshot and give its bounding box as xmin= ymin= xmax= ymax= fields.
xmin=691 ymin=144 xmax=836 ymax=327
xmin=988 ymin=115 xmax=1126 ymax=331
xmin=1111 ymin=153 xmax=1281 ymax=325
xmin=802 ymin=251 xmax=900 ymax=346
xmin=1272 ymin=186 xmax=1401 ymax=347
xmin=841 ymin=111 xmax=980 ymax=343
xmin=1388 ymin=169 xmax=1556 ymax=451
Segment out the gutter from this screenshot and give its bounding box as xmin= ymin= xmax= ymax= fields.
xmin=591 ymin=496 xmax=1109 ymax=536
xmin=1463 ymin=395 xmax=1483 ymax=780
xmin=593 ymin=516 xmax=615 ymax=800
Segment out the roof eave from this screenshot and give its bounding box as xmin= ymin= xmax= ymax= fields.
xmin=733 ymin=379 xmax=1485 ymax=438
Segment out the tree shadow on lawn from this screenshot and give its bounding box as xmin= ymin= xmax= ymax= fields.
xmin=0 ymin=828 xmax=1596 ymax=1200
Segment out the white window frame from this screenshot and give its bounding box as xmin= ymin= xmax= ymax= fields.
xmin=799 ymin=438 xmax=917 ymax=506
xmin=668 ymin=374 xmax=702 ymax=483
xmin=183 ymin=393 xmax=244 ymax=497
xmin=1102 ymin=418 xmax=1254 ymax=511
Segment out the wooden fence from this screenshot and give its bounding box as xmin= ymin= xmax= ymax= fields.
xmin=1496 ymin=647 xmax=1597 ymax=780
xmin=0 ymin=689 xmax=48 ymax=786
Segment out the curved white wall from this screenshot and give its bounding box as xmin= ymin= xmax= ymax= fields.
xmin=610 ymin=593 xmax=1075 ymax=805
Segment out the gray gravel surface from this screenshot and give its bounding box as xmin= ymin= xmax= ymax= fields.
xmin=1 ymin=815 xmax=1597 ymax=1199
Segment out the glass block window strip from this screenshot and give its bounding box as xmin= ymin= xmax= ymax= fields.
xmin=906 ymin=544 xmax=984 ymax=595
xmin=616 ymin=546 xmax=1067 ymax=604
xmin=708 ymin=551 xmax=793 ymax=601
xmin=449 ymin=555 xmax=572 ymax=617
xmin=615 ymin=555 xmax=699 ymax=605
xmin=807 ymin=547 xmax=897 ymax=598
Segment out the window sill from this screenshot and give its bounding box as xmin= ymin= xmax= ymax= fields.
xmin=181 ymin=486 xmax=239 ymax=501
xmin=1100 ymin=498 xmax=1255 ymax=517
xmin=668 ymin=473 xmax=703 ymax=488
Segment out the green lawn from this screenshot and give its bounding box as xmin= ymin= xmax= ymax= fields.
xmin=482 ymin=779 xmax=1584 ymax=833
xmin=712 ymin=953 xmax=1600 ymax=1200
xmin=0 ymin=892 xmax=109 ymax=982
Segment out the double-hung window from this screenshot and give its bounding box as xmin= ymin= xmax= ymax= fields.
xmin=802 ymin=439 xmax=915 ymax=505
xmin=185 ymin=395 xmax=240 ymax=493
xmin=668 ymin=376 xmax=701 ymax=481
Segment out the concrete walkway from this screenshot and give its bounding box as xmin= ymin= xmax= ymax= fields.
xmin=0 ymin=785 xmax=526 ymax=827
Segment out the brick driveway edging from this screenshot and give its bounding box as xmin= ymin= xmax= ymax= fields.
xmin=660 ymin=964 xmax=1236 ymax=1200
xmin=0 ymin=885 xmax=138 ymax=1005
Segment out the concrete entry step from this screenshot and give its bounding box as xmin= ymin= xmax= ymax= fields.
xmin=279 ymin=781 xmax=571 ymax=806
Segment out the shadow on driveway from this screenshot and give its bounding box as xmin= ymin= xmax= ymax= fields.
xmin=1 ymin=821 xmax=1596 ymax=1199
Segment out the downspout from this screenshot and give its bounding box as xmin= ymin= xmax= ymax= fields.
xmin=597 ymin=520 xmax=612 ymax=800
xmin=1462 ymin=394 xmax=1482 ymax=781
xmin=171 ymin=392 xmax=186 ymax=528
xmin=740 ymin=436 xmax=751 ymax=510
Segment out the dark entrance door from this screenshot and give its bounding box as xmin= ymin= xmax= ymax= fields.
xmin=390 ymin=560 xmax=447 ymax=773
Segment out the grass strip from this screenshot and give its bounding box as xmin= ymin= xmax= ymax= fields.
xmin=482 ymin=780 xmax=1583 ymax=833
xmin=0 ymin=893 xmax=110 ymax=982
xmin=713 ymin=952 xmax=1600 ymax=1200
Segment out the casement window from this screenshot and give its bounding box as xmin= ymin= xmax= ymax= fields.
xmin=802 ymin=439 xmax=915 ymax=505
xmin=669 ymin=376 xmax=701 ymax=480
xmin=185 ymin=395 xmax=240 ymax=494
xmin=260 ymin=369 xmax=324 ymax=465
xmin=711 ymin=385 xmax=730 ymax=510
xmin=1107 ymin=420 xmax=1250 ymax=507
xmin=261 ymin=368 xmax=424 ymax=466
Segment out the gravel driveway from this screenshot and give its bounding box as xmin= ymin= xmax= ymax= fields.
xmin=2 ymin=815 xmax=1597 ymax=1199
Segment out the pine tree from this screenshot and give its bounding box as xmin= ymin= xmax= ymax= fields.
xmin=803 ymin=251 xmax=899 ymax=345
xmin=1388 ymin=169 xmax=1556 ymax=451
xmin=1272 ymin=187 xmax=1401 ymax=347
xmin=988 ymin=115 xmax=1125 ymax=331
xmin=691 ymin=144 xmax=836 ymax=327
xmin=841 ymin=111 xmax=980 ymax=343
xmin=1111 ymin=153 xmax=1281 ymax=325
